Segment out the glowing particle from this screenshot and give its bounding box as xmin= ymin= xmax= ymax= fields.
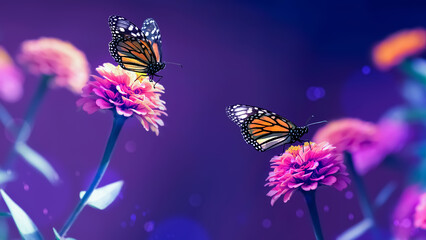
xmin=262 ymin=218 xmax=272 ymax=229
xmin=345 ymin=191 xmax=354 ymax=199
xmin=144 ymin=221 xmax=155 ymax=232
xmin=296 ymin=209 xmax=304 ymax=218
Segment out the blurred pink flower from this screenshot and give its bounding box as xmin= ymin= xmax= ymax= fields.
xmin=313 ymin=118 xmax=408 ymax=175
xmin=393 ymin=185 xmax=423 ymax=240
xmin=265 ymin=142 xmax=350 ymax=206
xmin=0 ymin=47 xmax=24 ymax=102
xmin=415 ymin=193 xmax=426 ymax=230
xmin=77 ymin=63 xmax=166 ymax=135
xmin=18 ymin=37 xmax=89 ymax=93
xmin=377 ymin=118 xmax=409 ymax=154
xmin=372 ymin=28 xmax=426 ymax=71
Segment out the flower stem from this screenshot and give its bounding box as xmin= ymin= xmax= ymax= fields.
xmin=302 ymin=190 xmax=324 ymax=240
xmin=59 ymin=114 xmax=126 ymax=237
xmin=399 ymin=59 xmax=426 ymax=85
xmin=344 ymin=151 xmax=380 ymax=238
xmin=0 ymin=103 xmax=14 ymax=131
xmin=4 ymin=75 xmax=52 ymax=168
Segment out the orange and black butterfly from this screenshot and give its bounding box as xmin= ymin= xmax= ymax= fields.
xmin=226 ymin=104 xmax=325 ymax=152
xmin=108 ymin=15 xmax=165 ymax=81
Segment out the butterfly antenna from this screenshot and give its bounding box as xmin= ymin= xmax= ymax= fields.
xmin=306 ymin=120 xmax=328 ymax=127
xmin=305 ymin=115 xmax=314 ymax=125
xmin=164 ymin=61 xmax=183 ymax=68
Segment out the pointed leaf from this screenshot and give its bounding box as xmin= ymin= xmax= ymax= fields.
xmin=374 ymin=181 xmax=397 ymax=208
xmin=1 ymin=189 xmax=43 ymax=240
xmin=337 ymin=218 xmax=373 ymax=240
xmin=0 ymin=169 xmax=15 ymax=185
xmin=15 ymin=142 xmax=60 ymax=185
xmin=79 ymin=180 xmax=124 ymax=210
xmin=53 ymin=228 xmax=61 ymax=240
xmin=53 ymin=228 xmax=77 ymax=240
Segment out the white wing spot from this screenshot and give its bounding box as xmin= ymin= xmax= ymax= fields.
xmin=119 ymin=27 xmax=125 ymax=32
xmin=128 ymin=25 xmax=134 ymax=31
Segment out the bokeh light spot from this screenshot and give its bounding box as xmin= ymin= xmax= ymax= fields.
xmin=125 ymin=140 xmax=137 ymax=153
xmin=345 ymin=191 xmax=354 ymax=200
xmin=145 ymin=221 xmax=155 ymax=232
xmin=306 ymin=86 xmax=326 ymax=101
xmin=296 ymin=209 xmax=304 ymax=218
xmin=362 ymin=65 xmax=371 ymax=75
xmin=323 ymin=205 xmax=330 ymax=212
xmin=148 ymin=217 xmax=209 ymax=240
xmin=262 ymin=218 xmax=272 ymax=229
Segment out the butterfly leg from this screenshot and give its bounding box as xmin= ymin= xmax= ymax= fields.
xmin=300 ymin=139 xmax=312 ymax=150
xmin=134 ymin=74 xmax=144 ymax=82
xmin=282 ymin=144 xmax=288 ymax=153
xmin=153 ymin=74 xmax=163 ymax=88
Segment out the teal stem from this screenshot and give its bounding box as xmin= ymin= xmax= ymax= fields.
xmin=344 ymin=151 xmax=380 ymax=238
xmin=302 ymin=190 xmax=324 ymax=240
xmin=399 ymin=59 xmax=426 ymax=84
xmin=59 ymin=114 xmax=126 ymax=237
xmin=5 ymin=75 xmax=52 ymax=168
xmin=0 ymin=103 xmax=14 ymax=131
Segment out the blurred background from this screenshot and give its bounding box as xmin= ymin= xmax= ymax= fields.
xmin=1 ymin=0 xmax=426 ymax=239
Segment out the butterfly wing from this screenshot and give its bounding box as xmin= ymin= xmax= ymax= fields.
xmin=142 ymin=18 xmax=162 ymax=62
xmin=108 ymin=15 xmax=158 ymax=74
xmin=226 ymin=104 xmax=297 ymax=152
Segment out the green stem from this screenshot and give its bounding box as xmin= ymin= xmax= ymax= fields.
xmin=5 ymin=75 xmax=52 ymax=168
xmin=59 ymin=114 xmax=126 ymax=237
xmin=344 ymin=151 xmax=380 ymax=239
xmin=302 ymin=190 xmax=324 ymax=240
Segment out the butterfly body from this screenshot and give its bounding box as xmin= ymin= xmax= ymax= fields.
xmin=226 ymin=104 xmax=309 ymax=152
xmin=108 ymin=15 xmax=165 ymax=81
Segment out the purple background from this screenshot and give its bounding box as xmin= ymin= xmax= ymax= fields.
xmin=0 ymin=0 xmax=424 ymax=239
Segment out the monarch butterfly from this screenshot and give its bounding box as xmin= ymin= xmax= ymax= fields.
xmin=108 ymin=15 xmax=165 ymax=82
xmin=226 ymin=104 xmax=326 ymax=152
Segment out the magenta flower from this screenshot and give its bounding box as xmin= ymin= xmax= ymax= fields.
xmin=77 ymin=63 xmax=166 ymax=135
xmin=17 ymin=37 xmax=89 ymax=93
xmin=313 ymin=118 xmax=408 ymax=175
xmin=392 ymin=185 xmax=424 ymax=240
xmin=0 ymin=46 xmax=24 ymax=102
xmin=265 ymin=142 xmax=350 ymax=205
xmin=415 ymin=193 xmax=426 ymax=230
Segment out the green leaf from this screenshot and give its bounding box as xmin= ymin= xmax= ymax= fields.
xmin=0 ymin=189 xmax=43 ymax=240
xmin=53 ymin=228 xmax=77 ymax=240
xmin=79 ymin=180 xmax=124 ymax=210
xmin=15 ymin=142 xmax=60 ymax=185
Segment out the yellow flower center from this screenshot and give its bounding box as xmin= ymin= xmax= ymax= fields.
xmin=286 ymin=145 xmax=302 ymax=157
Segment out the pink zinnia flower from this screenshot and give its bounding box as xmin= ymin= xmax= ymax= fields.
xmin=392 ymin=185 xmax=424 ymax=240
xmin=313 ymin=118 xmax=408 ymax=175
xmin=77 ymin=63 xmax=166 ymax=135
xmin=0 ymin=47 xmax=24 ymax=102
xmin=265 ymin=142 xmax=350 ymax=205
xmin=415 ymin=193 xmax=426 ymax=230
xmin=18 ymin=37 xmax=89 ymax=93
xmin=372 ymin=28 xmax=426 ymax=71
